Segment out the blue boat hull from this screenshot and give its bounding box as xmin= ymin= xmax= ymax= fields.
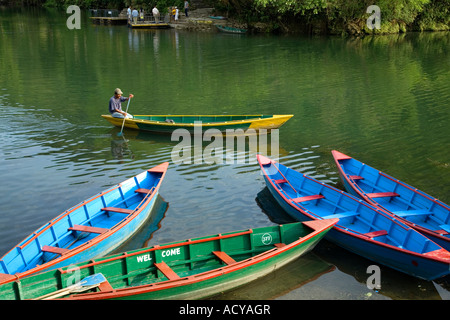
xmin=258 ymin=155 xmax=450 ymax=280
xmin=43 ymin=193 xmax=158 ymax=271
xmin=332 ymin=150 xmax=450 ymax=251
xmin=0 ymin=163 xmax=169 ymax=285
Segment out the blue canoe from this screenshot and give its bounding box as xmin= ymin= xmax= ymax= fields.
xmin=0 ymin=162 xmax=168 ymax=285
xmin=332 ymin=150 xmax=450 ymax=251
xmin=257 ymin=154 xmax=450 ymax=280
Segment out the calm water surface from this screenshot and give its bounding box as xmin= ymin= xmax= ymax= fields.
xmin=0 ymin=7 xmax=449 ymax=300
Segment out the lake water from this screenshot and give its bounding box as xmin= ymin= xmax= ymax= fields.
xmin=0 ymin=7 xmax=449 ymax=300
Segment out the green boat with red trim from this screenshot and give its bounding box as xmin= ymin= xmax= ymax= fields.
xmin=0 ymin=219 xmax=337 ymax=300
xmin=101 ymin=114 xmax=293 ymax=134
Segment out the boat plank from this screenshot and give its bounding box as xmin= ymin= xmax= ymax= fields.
xmin=366 ymin=192 xmax=400 ymax=198
xmin=212 ymin=251 xmax=236 ymax=265
xmin=68 ymin=225 xmax=108 ymax=234
xmin=101 ymin=207 xmax=134 ymax=215
xmin=291 ymin=194 xmax=325 ymax=203
xmin=154 ymin=262 xmax=180 ymax=281
xmin=41 ymin=246 xmax=69 ymax=255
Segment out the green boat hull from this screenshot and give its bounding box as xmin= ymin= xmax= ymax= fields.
xmin=101 ymin=114 xmax=293 ymax=134
xmin=0 ymin=219 xmax=336 ymax=300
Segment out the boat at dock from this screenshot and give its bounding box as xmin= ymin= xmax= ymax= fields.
xmin=257 ymin=154 xmax=450 ymax=280
xmin=128 ymin=21 xmax=170 ymax=29
xmin=0 ymin=219 xmax=337 ymax=300
xmin=0 ymin=163 xmax=169 ymax=286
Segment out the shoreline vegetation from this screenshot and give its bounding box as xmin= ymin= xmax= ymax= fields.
xmin=1 ymin=0 xmax=449 ymax=35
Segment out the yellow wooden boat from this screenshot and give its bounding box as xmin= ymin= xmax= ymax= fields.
xmin=101 ymin=114 xmax=293 ymax=134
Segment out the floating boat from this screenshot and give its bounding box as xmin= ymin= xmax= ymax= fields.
xmin=216 ymin=25 xmax=247 ymax=34
xmin=209 ymin=16 xmax=227 ymax=20
xmin=331 ymin=150 xmax=450 ymax=250
xmin=101 ymin=114 xmax=293 ymax=134
xmin=128 ymin=22 xmax=170 ymax=29
xmin=0 ymin=219 xmax=337 ymax=300
xmin=257 ymin=154 xmax=450 ymax=280
xmin=0 ymin=163 xmax=169 ymax=286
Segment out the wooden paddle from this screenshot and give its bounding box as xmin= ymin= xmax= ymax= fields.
xmin=34 ymin=273 xmax=107 ymax=300
xmin=118 ymin=96 xmax=132 ymax=136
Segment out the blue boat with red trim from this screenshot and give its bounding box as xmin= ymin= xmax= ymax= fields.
xmin=332 ymin=150 xmax=450 ymax=251
xmin=257 ymin=154 xmax=450 ymax=280
xmin=0 ymin=162 xmax=168 ymax=286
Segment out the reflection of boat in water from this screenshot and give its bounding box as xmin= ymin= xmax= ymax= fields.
xmin=208 ymin=248 xmax=335 ymax=300
xmin=111 ymin=195 xmax=169 ymax=254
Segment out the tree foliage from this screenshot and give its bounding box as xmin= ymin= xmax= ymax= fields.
xmin=6 ymin=0 xmax=449 ymax=33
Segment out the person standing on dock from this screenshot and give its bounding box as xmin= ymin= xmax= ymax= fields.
xmin=109 ymin=88 xmax=134 ymax=119
xmin=127 ymin=6 xmax=131 ymax=22
xmin=175 ymin=7 xmax=179 ymax=22
xmin=152 ymin=6 xmax=160 ymax=23
xmin=132 ymin=8 xmax=138 ymax=24
xmin=184 ymin=1 xmax=189 ymax=17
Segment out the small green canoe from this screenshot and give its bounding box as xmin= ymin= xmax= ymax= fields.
xmin=216 ymin=25 xmax=247 ymax=34
xmin=0 ymin=219 xmax=337 ymax=300
xmin=101 ymin=114 xmax=293 ymax=134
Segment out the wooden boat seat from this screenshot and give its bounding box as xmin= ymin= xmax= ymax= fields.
xmin=321 ymin=211 xmax=359 ymax=220
xmin=273 ymin=179 xmax=287 ymax=184
xmin=291 ymin=194 xmax=325 ymax=203
xmin=366 ymin=192 xmax=399 ymax=198
xmin=439 ymin=225 xmax=450 ymax=234
xmin=134 ymin=188 xmax=153 ymax=194
xmin=41 ymin=245 xmax=70 ymax=255
xmin=68 ymin=225 xmax=109 ymax=234
xmin=274 ymin=243 xmax=286 ymax=248
xmin=364 ymin=230 xmax=388 ymax=238
xmin=394 ymin=210 xmax=429 ymax=218
xmin=212 ymin=251 xmax=236 ymax=265
xmin=348 ymin=175 xmax=364 ymax=180
xmin=154 ymin=261 xmax=180 ymax=281
xmin=101 ymin=207 xmax=134 ymax=215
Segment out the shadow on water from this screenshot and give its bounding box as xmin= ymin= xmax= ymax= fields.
xmin=111 ymin=195 xmax=169 ymax=254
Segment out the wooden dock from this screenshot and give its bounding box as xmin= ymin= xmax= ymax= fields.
xmin=128 ymin=22 xmax=170 ymax=29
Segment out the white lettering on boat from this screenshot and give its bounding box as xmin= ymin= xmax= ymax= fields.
xmin=261 ymin=233 xmax=273 ymax=245
xmin=162 ymin=247 xmax=181 ymax=257
xmin=136 ymin=254 xmax=152 ymax=263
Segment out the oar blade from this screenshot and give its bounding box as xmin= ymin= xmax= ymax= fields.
xmin=79 ymin=273 xmax=107 ymax=287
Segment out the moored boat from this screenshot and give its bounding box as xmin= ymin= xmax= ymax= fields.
xmin=128 ymin=22 xmax=170 ymax=29
xmin=0 ymin=163 xmax=169 ymax=286
xmin=101 ymin=114 xmax=293 ymax=134
xmin=331 ymin=150 xmax=450 ymax=250
xmin=257 ymin=154 xmax=450 ymax=280
xmin=216 ymin=25 xmax=247 ymax=33
xmin=0 ymin=219 xmax=337 ymax=300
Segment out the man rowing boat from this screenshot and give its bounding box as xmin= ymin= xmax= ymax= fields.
xmin=109 ymin=88 xmax=133 ymax=119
